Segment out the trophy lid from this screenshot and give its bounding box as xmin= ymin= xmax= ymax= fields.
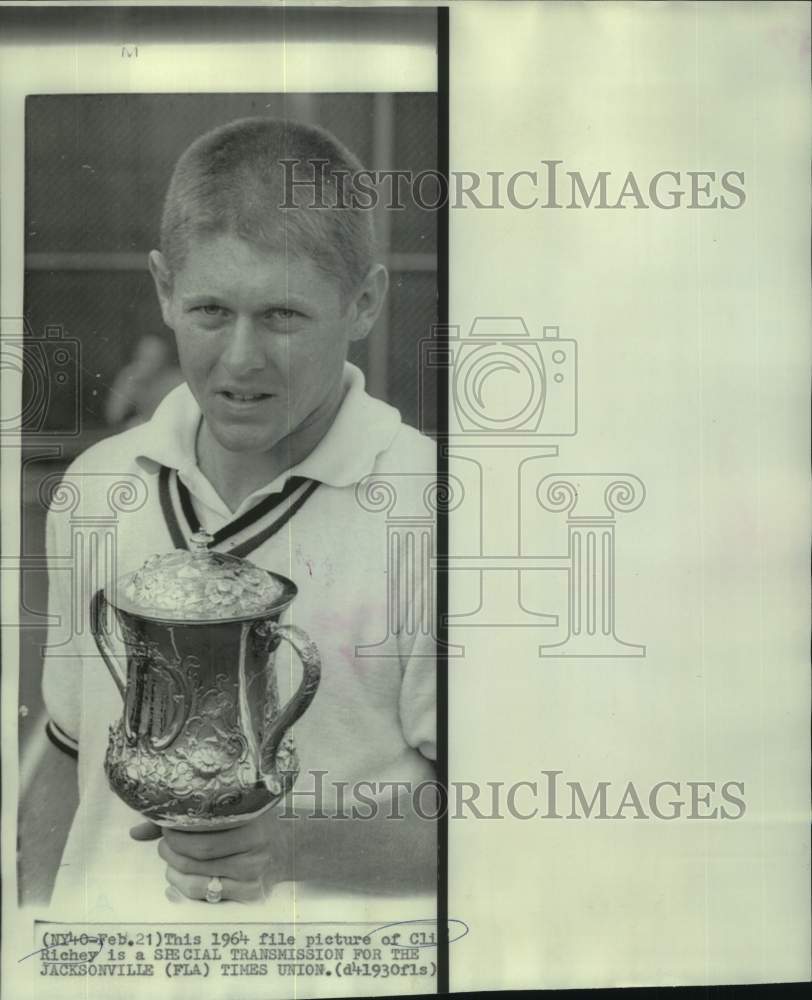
xmin=115 ymin=532 xmax=289 ymax=621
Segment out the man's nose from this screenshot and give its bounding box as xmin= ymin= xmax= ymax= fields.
xmin=220 ymin=315 xmax=267 ymax=374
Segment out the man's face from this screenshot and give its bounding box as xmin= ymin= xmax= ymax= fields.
xmin=151 ymin=234 xmax=375 ymax=458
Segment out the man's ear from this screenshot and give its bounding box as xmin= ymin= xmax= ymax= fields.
xmin=148 ymin=250 xmax=175 ymax=329
xmin=348 ymin=264 xmax=389 ymax=342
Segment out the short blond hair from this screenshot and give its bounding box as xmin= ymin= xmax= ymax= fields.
xmin=160 ymin=117 xmax=376 ymax=301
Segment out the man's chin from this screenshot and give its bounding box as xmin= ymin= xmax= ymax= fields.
xmin=205 ymin=424 xmax=279 ymax=458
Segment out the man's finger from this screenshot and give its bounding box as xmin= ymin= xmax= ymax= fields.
xmin=129 ymin=821 xmax=163 ymax=841
xmin=165 ymin=866 xmax=266 ymax=904
xmin=158 ymin=839 xmax=267 ymax=882
xmin=162 ymin=824 xmax=256 ymax=861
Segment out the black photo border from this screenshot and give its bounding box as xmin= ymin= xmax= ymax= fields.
xmin=436 ymin=4 xmax=450 ymax=995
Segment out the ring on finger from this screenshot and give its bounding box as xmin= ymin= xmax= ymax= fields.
xmin=205 ymin=876 xmax=223 ymax=904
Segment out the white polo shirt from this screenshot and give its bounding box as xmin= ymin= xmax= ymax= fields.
xmin=42 ymin=362 xmax=437 ymax=913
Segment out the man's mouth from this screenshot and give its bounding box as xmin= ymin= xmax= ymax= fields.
xmin=219 ymin=390 xmax=272 ymax=403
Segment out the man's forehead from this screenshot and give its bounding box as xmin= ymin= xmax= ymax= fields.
xmin=177 ymin=236 xmax=323 ymax=279
xmin=171 ymin=235 xmax=344 ymax=305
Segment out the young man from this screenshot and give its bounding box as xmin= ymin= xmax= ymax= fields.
xmin=42 ymin=118 xmax=437 ymax=908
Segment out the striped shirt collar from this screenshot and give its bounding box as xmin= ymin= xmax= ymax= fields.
xmin=132 ymin=362 xmax=401 ymax=517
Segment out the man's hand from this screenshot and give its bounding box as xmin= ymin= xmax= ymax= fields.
xmin=130 ymin=810 xmax=292 ymax=903
xmin=130 ymin=782 xmax=438 ymax=900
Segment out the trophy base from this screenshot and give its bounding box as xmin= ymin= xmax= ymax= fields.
xmin=154 ymin=799 xmax=278 ymax=831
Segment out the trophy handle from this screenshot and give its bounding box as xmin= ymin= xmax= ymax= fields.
xmin=259 ymin=623 xmax=321 ymax=772
xmin=90 ymin=588 xmax=126 ymax=701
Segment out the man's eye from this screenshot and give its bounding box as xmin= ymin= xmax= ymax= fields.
xmin=267 ymin=308 xmax=300 ymax=321
xmin=197 ymin=305 xmax=225 ymax=317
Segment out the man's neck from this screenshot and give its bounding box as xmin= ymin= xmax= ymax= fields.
xmin=197 ymin=437 xmax=289 ymax=513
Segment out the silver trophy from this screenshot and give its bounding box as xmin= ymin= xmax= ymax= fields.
xmin=90 ymin=533 xmax=321 ymax=830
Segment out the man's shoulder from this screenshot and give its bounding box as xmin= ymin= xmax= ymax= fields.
xmin=375 ymin=420 xmax=437 ymax=475
xmin=63 ymin=423 xmax=149 ymax=477
xmin=47 ymin=424 xmax=155 ymax=526
xmin=361 ymin=422 xmax=438 ymax=524
xmin=63 ymin=381 xmax=194 ymax=481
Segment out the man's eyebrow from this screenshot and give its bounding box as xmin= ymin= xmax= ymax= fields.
xmin=261 ymin=294 xmax=311 ymax=311
xmin=179 ymin=293 xmax=313 ymax=311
